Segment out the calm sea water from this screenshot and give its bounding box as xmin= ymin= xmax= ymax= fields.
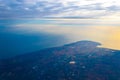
xmin=0 ymin=19 xmax=68 ymax=59
xmin=0 ymin=19 xmax=120 ymax=59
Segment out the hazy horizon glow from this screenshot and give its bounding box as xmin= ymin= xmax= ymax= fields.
xmin=9 ymin=19 xmax=120 ymax=50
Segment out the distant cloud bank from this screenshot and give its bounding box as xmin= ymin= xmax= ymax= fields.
xmin=0 ymin=0 xmax=120 ymax=19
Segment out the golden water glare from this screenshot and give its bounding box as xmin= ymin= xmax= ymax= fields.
xmin=14 ymin=19 xmax=120 ymax=50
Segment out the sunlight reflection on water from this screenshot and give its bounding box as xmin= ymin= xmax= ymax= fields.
xmin=12 ymin=19 xmax=120 ymax=50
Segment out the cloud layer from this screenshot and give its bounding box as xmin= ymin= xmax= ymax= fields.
xmin=0 ymin=0 xmax=120 ymax=18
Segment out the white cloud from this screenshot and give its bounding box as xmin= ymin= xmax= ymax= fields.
xmin=36 ymin=8 xmax=43 ymax=11
xmin=24 ymin=7 xmax=30 ymax=10
xmin=46 ymin=9 xmax=108 ymax=18
xmin=0 ymin=0 xmax=120 ymax=18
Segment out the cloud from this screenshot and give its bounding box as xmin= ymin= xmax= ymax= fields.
xmin=0 ymin=0 xmax=120 ymax=18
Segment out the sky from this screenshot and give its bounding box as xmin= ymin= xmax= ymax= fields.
xmin=0 ymin=0 xmax=120 ymax=18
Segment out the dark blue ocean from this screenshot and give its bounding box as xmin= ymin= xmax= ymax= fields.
xmin=0 ymin=19 xmax=69 ymax=59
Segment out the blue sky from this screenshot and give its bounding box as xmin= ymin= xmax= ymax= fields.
xmin=0 ymin=0 xmax=120 ymax=18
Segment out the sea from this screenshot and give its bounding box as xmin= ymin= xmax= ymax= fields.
xmin=0 ymin=18 xmax=120 ymax=59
